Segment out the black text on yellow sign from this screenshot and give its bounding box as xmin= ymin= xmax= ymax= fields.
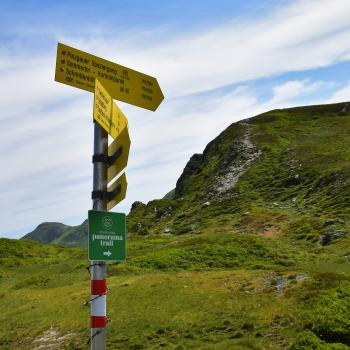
xmin=107 ymin=126 xmax=131 ymax=183
xmin=107 ymin=173 xmax=127 ymax=211
xmin=55 ymin=43 xmax=164 ymax=111
xmin=93 ymin=79 xmax=127 ymax=139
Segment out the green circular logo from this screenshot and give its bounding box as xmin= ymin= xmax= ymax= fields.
xmin=102 ymin=216 xmax=113 ymax=230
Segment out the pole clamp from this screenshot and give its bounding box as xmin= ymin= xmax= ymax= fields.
xmin=91 ymin=185 xmax=121 ymax=201
xmin=92 ymin=154 xmax=106 ymax=163
xmin=91 ymin=190 xmax=105 ymax=200
xmin=92 ymin=147 xmax=122 ymax=165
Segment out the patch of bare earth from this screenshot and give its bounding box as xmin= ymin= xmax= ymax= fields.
xmin=33 ymin=327 xmax=76 ymax=349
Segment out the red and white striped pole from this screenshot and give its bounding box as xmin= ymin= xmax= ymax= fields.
xmin=91 ymin=279 xmax=107 ymax=328
xmin=90 ymin=271 xmax=107 ymax=337
xmin=91 ymin=121 xmax=108 ymax=349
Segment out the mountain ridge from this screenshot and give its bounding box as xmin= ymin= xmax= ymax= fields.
xmin=21 ymin=220 xmax=87 ymax=247
xmin=21 ymin=101 xmax=350 ymax=247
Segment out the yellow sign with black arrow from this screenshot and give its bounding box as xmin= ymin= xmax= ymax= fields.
xmin=55 ymin=42 xmax=164 ymax=111
xmin=107 ymin=173 xmax=127 ymax=211
xmin=94 ymin=79 xmax=127 ymax=139
xmin=107 ymin=126 xmax=131 ymax=183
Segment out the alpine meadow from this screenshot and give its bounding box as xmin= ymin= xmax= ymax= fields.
xmin=2 ymin=1 xmax=350 ymax=350
xmin=2 ymin=101 xmax=349 ymax=349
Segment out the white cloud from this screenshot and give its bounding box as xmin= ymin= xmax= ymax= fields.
xmin=270 ymin=80 xmax=327 ymax=104
xmin=327 ymin=82 xmax=350 ymax=103
xmin=2 ymin=0 xmax=350 ymax=237
xmin=66 ymin=0 xmax=350 ymax=97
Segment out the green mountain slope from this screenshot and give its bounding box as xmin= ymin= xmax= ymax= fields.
xmin=21 ymin=222 xmax=68 ymax=244
xmin=128 ymin=102 xmax=350 ymax=245
xmin=22 ymin=102 xmax=350 ymax=248
xmin=7 ymin=101 xmax=350 ymax=349
xmin=54 ymin=220 xmax=88 ymax=248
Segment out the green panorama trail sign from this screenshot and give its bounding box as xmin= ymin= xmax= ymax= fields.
xmin=88 ymin=210 xmax=126 ymax=261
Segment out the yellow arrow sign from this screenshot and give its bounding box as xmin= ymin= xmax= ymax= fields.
xmin=55 ymin=42 xmax=164 ymax=111
xmin=94 ymin=79 xmax=127 ymax=139
xmin=107 ymin=126 xmax=131 ymax=183
xmin=107 ymin=173 xmax=127 ymax=211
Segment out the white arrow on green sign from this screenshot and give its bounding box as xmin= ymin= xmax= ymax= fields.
xmin=88 ymin=210 xmax=126 ymax=261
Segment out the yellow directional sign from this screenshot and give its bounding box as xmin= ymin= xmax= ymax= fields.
xmin=107 ymin=173 xmax=127 ymax=211
xmin=94 ymin=79 xmax=127 ymax=139
xmin=55 ymin=42 xmax=164 ymax=111
xmin=107 ymin=126 xmax=131 ymax=183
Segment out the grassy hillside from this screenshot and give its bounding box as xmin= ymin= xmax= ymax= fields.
xmin=1 ymin=230 xmax=349 ymax=349
xmin=128 ymin=102 xmax=350 ymax=244
xmin=9 ymin=102 xmax=350 ymax=349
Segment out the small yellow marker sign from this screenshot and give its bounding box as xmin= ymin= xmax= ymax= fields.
xmin=55 ymin=43 xmax=164 ymax=111
xmin=94 ymin=79 xmax=127 ymax=139
xmin=107 ymin=173 xmax=127 ymax=211
xmin=107 ymin=126 xmax=131 ymax=183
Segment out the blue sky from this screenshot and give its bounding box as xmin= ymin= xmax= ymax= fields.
xmin=0 ymin=1 xmax=288 ymax=33
xmin=1 ymin=0 xmax=350 ymax=238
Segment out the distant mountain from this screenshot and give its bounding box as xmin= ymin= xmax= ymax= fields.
xmin=21 ymin=220 xmax=88 ymax=248
xmin=21 ymin=222 xmax=68 ymax=244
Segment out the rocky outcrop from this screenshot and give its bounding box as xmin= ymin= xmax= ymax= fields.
xmin=175 ymin=123 xmax=261 ymax=200
xmin=175 ymin=153 xmax=205 ymax=197
xmin=130 ymin=201 xmax=146 ymax=212
xmin=322 ymin=231 xmax=346 ymax=245
xmin=155 ymin=206 xmax=173 ymax=220
xmin=207 ymin=124 xmax=261 ymax=197
xmin=321 ymin=218 xmax=347 ymax=245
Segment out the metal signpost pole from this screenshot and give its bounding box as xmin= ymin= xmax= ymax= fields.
xmin=91 ymin=122 xmax=108 ymax=349
xmin=54 ymin=42 xmax=163 ymax=350
xmin=54 ymin=42 xmax=164 ymax=350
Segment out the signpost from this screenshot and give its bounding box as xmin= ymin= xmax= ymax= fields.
xmin=88 ymin=211 xmax=126 ymax=261
xmin=55 ymin=42 xmax=164 ymax=111
xmin=90 ymin=121 xmax=108 ymax=349
xmin=54 ymin=42 xmax=164 ymax=350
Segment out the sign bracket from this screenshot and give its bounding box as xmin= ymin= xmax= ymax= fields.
xmin=92 ymin=146 xmax=123 ymax=165
xmin=107 ymin=146 xmax=123 ymax=165
xmin=91 ymin=184 xmax=121 ymax=201
xmin=92 ymin=154 xmax=107 ymax=163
